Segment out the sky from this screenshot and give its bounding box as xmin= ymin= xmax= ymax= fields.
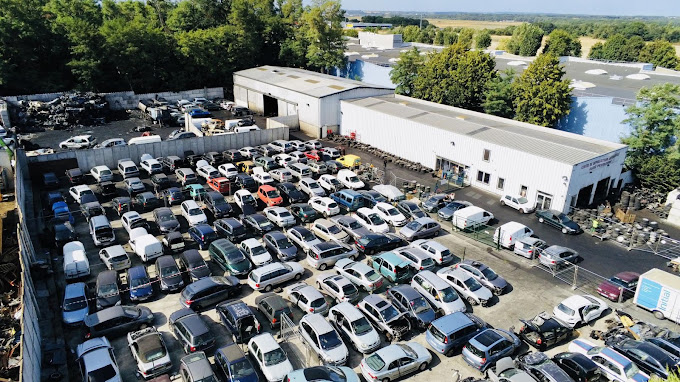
xmin=334 ymin=0 xmax=680 ymax=17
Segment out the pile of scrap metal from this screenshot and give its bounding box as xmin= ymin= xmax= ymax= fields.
xmin=590 ymin=309 xmax=677 ymax=342
xmin=9 ymin=92 xmax=110 ymax=131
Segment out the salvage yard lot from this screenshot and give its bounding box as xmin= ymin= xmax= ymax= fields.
xmin=36 ymin=134 xmax=674 ymax=381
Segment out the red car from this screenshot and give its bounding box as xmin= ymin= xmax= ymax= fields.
xmin=305 ymin=150 xmax=322 ymax=161
xmin=596 ymin=271 xmax=639 ymax=301
xmin=257 ymin=185 xmax=283 ymax=206
xmin=207 ymin=177 xmax=230 ymax=194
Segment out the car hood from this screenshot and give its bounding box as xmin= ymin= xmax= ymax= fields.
xmin=97 ymin=293 xmax=121 ymax=308
xmin=63 ymin=307 xmax=89 ymax=324
xmin=190 ymin=265 xmax=212 ymax=279
xmin=229 ymin=258 xmax=252 ymax=272
xmin=279 ymin=246 xmax=298 ymax=257
xmin=597 ymin=281 xmax=623 ymax=294
xmin=564 ymin=221 xmax=580 ymax=231
xmin=415 ymin=308 xmax=436 ymax=324
xmin=263 ymin=360 xmax=293 ymax=382
xmin=131 ymin=284 xmax=153 ymax=297
xmin=399 ymin=226 xmax=417 ymax=237
xmin=159 ymin=221 xmax=180 ymax=231
xmin=438 ymin=207 xmax=456 ymax=217
xmin=322 ymin=343 xmax=349 ymax=363
xmin=161 ymin=273 xmax=183 ymax=287
xmin=486 ymin=276 xmax=508 ymax=289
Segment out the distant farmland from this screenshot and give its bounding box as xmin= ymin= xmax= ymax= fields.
xmin=426 ymin=19 xmax=522 ymax=29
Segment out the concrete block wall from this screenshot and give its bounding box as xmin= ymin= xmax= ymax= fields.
xmin=267 ymin=115 xmax=299 ymax=130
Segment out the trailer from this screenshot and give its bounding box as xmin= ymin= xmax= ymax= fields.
xmin=633 ymin=268 xmax=680 ymax=322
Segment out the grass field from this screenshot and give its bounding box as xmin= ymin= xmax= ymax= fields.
xmin=426 ymin=19 xmax=522 ymax=30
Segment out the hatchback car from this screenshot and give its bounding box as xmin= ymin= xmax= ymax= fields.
xmin=127 ymin=327 xmax=172 ymax=379
xmin=332 ymin=215 xmax=372 ymax=241
xmin=63 ymin=282 xmax=89 ymax=325
xmin=215 ymin=344 xmax=259 ymax=382
xmin=516 ymin=312 xmax=574 ymax=351
xmin=155 ymin=255 xmax=184 ymax=292
xmin=516 ymin=352 xmax=575 ymax=382
xmin=285 ymin=282 xmax=329 ymax=315
xmin=359 ymin=342 xmax=431 ymax=382
xmin=162 ymin=187 xmax=185 ymax=206
xmin=248 ymin=333 xmax=294 ymax=382
xmin=437 ymin=267 xmax=493 ymax=306
xmin=188 ymin=224 xmax=219 ymax=250
xmin=552 ymin=352 xmax=602 ymax=382
xmin=605 ymin=335 xmax=679 ymax=379
xmin=98 ymin=245 xmax=131 ymax=271
xmin=255 ymin=293 xmax=294 ymax=330
xmin=84 ymin=305 xmax=154 ymax=339
xmin=179 ymin=351 xmax=218 ymax=382
xmin=358 ymin=294 xmax=411 ymax=342
xmin=328 ymin=302 xmax=382 ymax=355
xmin=396 ymin=200 xmax=427 ymax=220
xmin=368 ymin=252 xmax=413 ymax=284
xmin=514 ymin=237 xmax=548 ymax=259
xmin=458 ymin=260 xmax=509 ymax=295
xmin=217 ymin=300 xmax=261 ymax=344
xmin=410 ymin=239 xmax=456 ymax=265
xmin=240 ymin=238 xmax=274 ymax=267
xmin=264 ymin=231 xmax=298 ymax=261
xmin=568 ymin=339 xmax=649 ymax=382
xmin=299 ymin=313 xmax=349 ymax=366
xmin=169 ymin=308 xmax=215 ymax=354
xmin=242 ymin=213 xmax=275 ymax=236
xmin=214 ymin=218 xmax=249 ymax=243
xmin=426 ymin=312 xmax=488 ymax=356
xmin=179 ymin=249 xmax=212 ymax=282
xmin=289 ymin=203 xmax=320 ymax=223
xmin=462 ymin=328 xmax=522 ymax=371
xmin=422 ymin=194 xmax=448 ymax=212
xmin=180 ymin=276 xmax=242 ymax=310
xmin=316 ymin=273 xmax=360 ymax=304
xmin=277 ymin=182 xmax=308 ymax=204
xmin=386 ymin=285 xmax=436 ymax=330
xmin=553 ymin=295 xmax=608 ymax=328
xmin=264 ymin=206 xmax=296 ymax=228
xmin=153 ymin=207 xmax=180 ymax=233
xmin=539 ymin=245 xmax=580 ymax=269
xmin=536 ymin=209 xmax=582 ymax=234
xmin=354 ymin=207 xmax=389 ymax=233
xmin=355 ymin=233 xmax=404 ymax=256
xmin=127 ymin=265 xmax=153 ymax=302
xmin=76 ymin=337 xmax=121 ymax=382
xmin=287 ymin=226 xmax=323 ymax=255
xmin=95 ymin=270 xmax=121 ymax=310
xmin=333 ymin=259 xmax=385 ymax=292
xmin=399 ymin=217 xmax=441 ymax=241
xmin=201 ymin=191 xmax=232 ymax=218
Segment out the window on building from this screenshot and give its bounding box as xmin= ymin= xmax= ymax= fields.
xmin=497 ymin=178 xmax=505 ymax=190
xmin=483 ymin=149 xmax=490 ymax=162
xmin=477 ymin=171 xmax=490 ymax=185
xmin=520 ymin=185 xmax=528 ymax=197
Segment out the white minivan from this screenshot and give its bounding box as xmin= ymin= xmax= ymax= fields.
xmin=128 ymin=227 xmax=163 ymax=262
xmin=63 ymin=241 xmax=90 ymax=280
xmin=451 ymin=206 xmax=494 ymax=230
xmin=336 ymin=169 xmax=365 ymax=190
xmin=493 ymin=221 xmax=534 ymax=249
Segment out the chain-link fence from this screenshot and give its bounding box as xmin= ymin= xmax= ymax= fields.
xmin=278 ymin=312 xmax=319 ymax=369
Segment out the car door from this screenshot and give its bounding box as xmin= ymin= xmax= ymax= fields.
xmin=582 ymin=304 xmax=601 ymax=323
xmin=297 ymin=293 xmax=309 ymax=310
xmin=398 ymin=356 xmax=417 ymax=377
xmin=590 ymin=356 xmax=618 ymax=381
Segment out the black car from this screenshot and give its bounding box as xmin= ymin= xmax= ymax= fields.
xmin=134 ymin=192 xmax=161 ymax=211
xmin=65 ymin=168 xmax=84 ymax=185
xmin=163 ymin=231 xmax=185 ymax=253
xmin=180 ymin=276 xmax=242 ymax=311
xmin=153 ymin=207 xmax=181 ymax=233
xmin=276 ymin=182 xmax=308 ymax=205
xmin=517 ymin=352 xmax=577 ymax=382
xmin=179 ymin=249 xmax=212 ymax=283
xmin=155 ymin=255 xmax=185 ymax=293
xmin=98 ymin=181 xmax=117 ymax=197
xmin=201 ymin=191 xmax=232 ymax=219
xmin=169 ymin=308 xmax=215 ymax=354
xmin=535 ymin=209 xmax=582 ymax=235
xmin=186 ymin=153 xmax=203 ymax=167
xmin=214 ymin=218 xmax=248 ymax=243
xmin=150 ymin=173 xmax=172 ymax=191
xmin=516 ymin=312 xmax=574 ymax=351
xmin=162 ymin=187 xmax=185 ymax=206
xmin=50 ymin=221 xmax=77 ymax=248
xmin=216 ymin=301 xmax=261 ymax=344
xmin=355 ymin=233 xmax=405 ymax=256
xmin=84 ymin=305 xmax=154 ymax=338
xmin=241 ymin=213 xmax=275 ymax=236
xmin=42 ymin=172 xmax=60 ymax=189
xmin=255 ymin=293 xmax=294 ymax=329
xmin=224 ymin=149 xmax=246 ymax=163
xmin=234 ymin=174 xmax=257 ymax=192
xmin=80 ymin=201 xmax=105 ymax=221
xmin=358 ymin=190 xmax=387 ymax=208
xmin=552 ymin=352 xmax=602 ymax=382
xmin=203 ymin=151 xmax=224 ymax=166
xmin=159 ymin=156 xmax=185 ymax=173
xmin=396 ymin=201 xmax=428 ymax=220
xmin=111 ymin=196 xmax=133 ymax=217
xmin=325 ymin=160 xmax=345 ymax=174
xmin=605 ymin=335 xmax=680 ymax=379
xmin=95 ymin=270 xmax=121 ymax=310
xmin=289 ymin=203 xmax=320 ymax=223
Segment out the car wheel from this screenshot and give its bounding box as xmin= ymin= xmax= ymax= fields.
xmin=324 ymin=212 xmax=329 ymax=218
xmin=519 ymin=208 xmax=524 ymax=213
xmin=385 ymin=332 xmax=393 ymax=342
xmin=467 ymin=297 xmax=477 ymax=306
xmin=538 ymin=217 xmax=544 ymax=223
xmin=264 ymin=284 xmax=273 ymax=292
xmin=500 ymin=200 xmax=505 ymax=206
xmin=294 ymin=273 xmax=302 ymax=281
xmin=419 ymin=362 xmax=428 ymax=371
xmin=319 ymin=263 xmax=327 ymax=271
xmin=140 ymin=324 xmax=148 ymax=329
xmin=349 ymin=255 xmax=356 ymax=261
xmin=561 ymin=228 xmax=568 ymax=234
xmin=382 ymin=379 xmax=390 ymax=382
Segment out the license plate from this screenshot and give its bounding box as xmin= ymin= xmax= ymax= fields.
xmin=375 ymin=281 xmax=383 ymax=288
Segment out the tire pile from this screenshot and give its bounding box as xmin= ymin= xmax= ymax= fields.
xmin=325 ymin=135 xmax=434 ymax=174
xmin=571 ymin=207 xmax=668 ymax=247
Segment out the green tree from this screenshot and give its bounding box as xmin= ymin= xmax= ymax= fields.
xmin=475 ymin=29 xmax=492 ymax=49
xmin=543 ymin=29 xmax=582 ymax=57
xmin=443 ymin=27 xmax=458 ymax=46
xmin=627 ymin=154 xmax=680 ymax=193
xmin=389 ymin=47 xmax=424 ymax=96
xmin=458 ymin=28 xmax=474 ymax=49
xmin=507 ymin=23 xmax=544 ymax=56
xmin=483 ymin=68 xmax=515 ymax=118
xmin=413 ymin=44 xmax=497 ymax=111
xmin=277 ymin=0 xmax=308 ymax=67
xmin=302 ymin=0 xmax=345 ymax=73
xmin=175 ymin=25 xmax=240 ymax=88
xmin=513 ymin=53 xmax=571 ymax=127
xmin=588 ymin=34 xmax=644 ymax=62
xmin=434 ymin=30 xmax=444 ymax=45
xmin=639 ymin=40 xmax=680 ymax=69
xmin=166 ymin=0 xmax=231 ymax=32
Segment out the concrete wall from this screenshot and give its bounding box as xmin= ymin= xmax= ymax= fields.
xmin=27 ymin=128 xmax=289 ymax=170
xmin=267 ymin=115 xmax=299 ymax=130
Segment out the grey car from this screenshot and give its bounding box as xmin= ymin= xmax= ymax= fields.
xmin=331 ymin=215 xmax=372 ymax=241
xmin=263 ymin=231 xmax=298 ymax=261
xmin=95 ymin=270 xmax=121 ymax=310
xmin=516 ymin=352 xmax=575 ymax=382
xmin=539 ymin=245 xmax=580 ymax=269
xmin=396 ymin=200 xmax=428 ymax=220
xmin=399 ymin=217 xmax=441 ymax=241
xmin=359 ymin=342 xmax=431 ymax=382
xmin=179 ymin=351 xmax=218 ymax=382
xmin=421 ymin=194 xmax=448 ymax=212
xmin=285 ymin=282 xmax=329 ymax=315
xmin=514 ymin=237 xmax=548 ymax=259
xmin=488 ymin=357 xmax=537 ymax=382
xmin=286 ymin=226 xmax=322 ymax=255
xmin=385 ymin=285 xmax=436 ymax=330
xmin=437 ymin=200 xmax=473 ymax=221
xmin=255 ymin=293 xmax=294 ymax=329
xmin=84 ymin=305 xmax=154 ymax=338
xmin=357 ymin=294 xmax=411 ymax=342
xmin=63 ymin=282 xmax=89 ymax=325
xmin=169 ymin=308 xmax=215 ymax=354
xmin=458 ymin=260 xmax=509 ymax=295
xmin=155 ymin=255 xmax=184 ymax=292
xmin=153 ymin=207 xmax=180 ymax=233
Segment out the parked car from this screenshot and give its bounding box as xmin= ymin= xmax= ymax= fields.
xmin=90 ymin=166 xmax=113 ymax=183
xmin=437 ymin=200 xmax=474 ymax=221
xmin=425 ymin=312 xmax=487 ymax=356
xmin=437 ymin=267 xmax=493 ymax=306
xmin=247 ymin=262 xmax=304 ymax=292
xmin=354 ymin=207 xmax=389 ymax=233
xmin=214 ymin=344 xmax=259 ymax=382
xmin=75 ymin=337 xmax=121 ymax=382
xmin=359 ymin=342 xmax=431 ymax=382
xmin=308 ymin=196 xmax=340 ymax=217
xmin=536 ymin=209 xmax=582 ymax=234
xmin=84 ymin=305 xmax=154 ymax=338
xmin=298 ymin=313 xmax=349 ymax=365
xmin=284 ymin=282 xmax=329 ymax=315
xmin=411 ymin=270 xmax=466 ymax=315
xmin=500 ymin=194 xmax=536 ymax=213
xmin=461 ymin=328 xmax=522 ymax=371
xmin=605 ymin=335 xmax=679 ymax=379
xmin=422 ymin=194 xmax=448 ymax=212
xmin=169 ymin=308 xmax=215 ymax=354
xmin=568 ymin=339 xmax=649 ymax=382
xmin=162 ymin=187 xmax=185 ymax=206
xmin=597 ymin=271 xmax=640 ymax=302
xmin=51 ymin=221 xmax=78 ymax=249
xmin=515 ymin=311 xmax=574 ymax=350
xmin=355 ymin=233 xmax=404 ymax=256
xmin=514 ymin=237 xmax=548 ymax=259
xmin=553 ymin=295 xmax=608 ymax=328
xmin=257 ymin=185 xmax=283 ymax=207
xmin=187 ymin=224 xmax=219 ymax=250
xmin=209 ymin=239 xmax=252 ymax=277
xmin=60 ymin=134 xmax=96 ymax=149
xmin=311 ymin=219 xmax=349 ymax=243
xmin=150 ymin=173 xmax=171 ymax=191
xmin=181 ymin=200 xmax=208 ymax=226
xmin=399 ymin=217 xmax=441 ymax=241
xmin=124 ymin=177 xmax=146 ymax=195
xmin=332 ymin=215 xmax=372 ymax=241
xmin=539 ymin=245 xmax=580 ymax=269
xmin=263 ymin=206 xmax=296 ymax=229
xmin=155 ymin=255 xmax=184 ymax=292
xmin=98 ymin=245 xmax=131 ymax=271
xmin=393 ymin=246 xmax=436 ymax=272
xmin=255 ymin=293 xmax=294 ymax=329
xmin=127 ymin=265 xmax=153 ymax=302
xmin=95 ymin=270 xmax=121 ymax=310
xmin=152 ymin=207 xmax=180 ymax=233
xmin=179 ymin=249 xmax=212 ymax=282
xmin=217 ymin=300 xmax=261 ymax=344
xmin=386 ymin=285 xmax=436 ymax=329
xmin=373 ymin=202 xmax=408 ymax=227
xmin=62 ymin=282 xmax=89 ymax=325
xmin=242 ymin=214 xmax=275 ymax=237
xmin=179 ymin=351 xmax=218 ymax=382
xmin=396 ymin=200 xmax=428 ymax=220
xmin=248 ymin=333 xmax=294 ymax=382
xmin=316 ymin=273 xmax=360 ymax=304
xmin=287 ymin=226 xmax=322 ymax=255
xmin=207 ymin=177 xmax=231 ymax=195
xmin=234 ymin=189 xmax=257 ymax=211
xmin=253 ymin=171 xmax=276 ymax=187
xmin=328 ymin=302 xmax=381 ymax=354
xmin=552 ymin=352 xmax=602 ymax=382
xmin=263 ymin=231 xmax=298 ymax=261
xmin=201 ymin=191 xmax=232 ymax=219
xmin=357 ymin=294 xmax=411 ymax=342
xmin=214 ymin=218 xmax=248 ymax=243
xmin=180 ymin=276 xmax=242 ymax=310
xmin=277 ymin=182 xmax=307 ymax=205
xmin=218 ymin=163 xmax=239 ymax=181
xmin=127 ymin=327 xmax=172 ymax=379
xmin=487 ymin=357 xmax=535 ymax=382
xmin=456 ymin=261 xmax=508 ymax=296
xmin=239 ymin=238 xmax=273 ymax=267
xmin=318 ymin=174 xmax=343 ymax=193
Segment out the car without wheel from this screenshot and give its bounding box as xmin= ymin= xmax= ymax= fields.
xmin=486 ymin=357 xmax=536 ymax=382
xmin=515 ymin=312 xmax=574 ymax=351
xmin=357 ymin=294 xmax=411 ymax=342
xmin=553 ymin=295 xmax=608 ymax=328
xmin=127 ymin=327 xmax=172 ymax=379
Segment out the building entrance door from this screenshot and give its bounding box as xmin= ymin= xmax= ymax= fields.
xmin=535 ymin=191 xmax=553 ymax=210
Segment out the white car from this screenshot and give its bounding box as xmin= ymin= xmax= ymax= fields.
xmin=196 ymin=163 xmax=220 ymax=181
xmin=298 ymin=178 xmax=326 ymax=198
xmin=234 ymin=189 xmax=257 ymax=211
xmin=337 ymin=169 xmax=365 ymax=190
xmin=289 ymin=151 xmax=308 ymax=163
xmin=273 ymin=154 xmax=296 ymax=167
xmin=127 ymin=327 xmax=171 ymax=379
xmin=320 ymin=147 xmax=340 ymax=159
xmin=288 ymin=140 xmax=306 ymax=151
xmin=309 ymin=197 xmax=340 ymax=217
xmin=76 ymin=337 xmax=121 ymax=382
xmin=436 ymin=267 xmax=493 ymax=307
xmin=220 ymin=100 xmax=235 ymax=110
xmin=500 ymin=194 xmax=536 ymax=214
xmin=218 ymin=163 xmax=238 ymax=180
xmin=98 ymin=245 xmax=131 ymax=271
xmin=328 ymin=302 xmax=381 ymax=354
xmin=239 ymin=146 xmax=259 ymax=158
xmin=553 ymin=295 xmax=608 ymax=328
xmin=311 ymin=219 xmax=349 ymax=243
xmin=298 ymin=313 xmax=348 ymax=365
xmin=316 ymin=273 xmax=359 ymax=303
xmin=139 ymin=157 xmax=162 ymax=175
xmin=253 ymin=171 xmax=275 ymax=186
xmin=60 ymin=134 xmax=96 ymax=149
xmin=286 ymin=226 xmax=322 ymax=255
xmin=354 ymin=207 xmax=389 ymax=233
xmin=248 ymin=333 xmax=293 ymax=382
xmin=69 ymin=184 xmax=95 ymax=204
xmin=318 ymin=174 xmax=343 ymax=193
xmin=264 ymin=207 xmax=296 ymax=228
xmin=121 ymin=211 xmax=146 ymax=234
xmin=284 ymin=282 xmax=329 ymax=315
xmin=270 ymin=168 xmax=293 ymax=182
xmin=128 ymin=227 xmax=149 ymax=251
xmin=373 ymin=202 xmax=408 ymax=227
xmin=239 ymin=238 xmax=273 ymax=267
xmin=305 ymin=140 xmax=322 ymax=150
xmin=410 ymin=239 xmax=456 ymax=265
xmin=90 ymin=165 xmax=113 ymax=182
xmin=568 ymin=339 xmax=649 ymax=382
xmin=181 ymin=200 xmax=208 ymax=226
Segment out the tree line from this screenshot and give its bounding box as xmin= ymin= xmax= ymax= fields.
xmin=0 ymin=0 xmax=346 ymax=96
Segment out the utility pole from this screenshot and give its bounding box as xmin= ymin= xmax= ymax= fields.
xmin=419 ymin=14 xmax=422 ymax=29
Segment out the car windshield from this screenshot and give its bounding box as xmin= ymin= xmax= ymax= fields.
xmin=98 ymin=283 xmax=118 ymax=296
xmin=624 ymin=361 xmax=642 ymax=378
xmin=214 ymin=198 xmax=228 ymax=206
xmin=558 ymin=214 xmax=571 ymax=223
xmin=189 ymin=208 xmax=203 ymax=216
xmin=227 ymin=251 xmax=246 ymax=262
xmin=481 ymin=267 xmax=498 ymax=280
xmin=328 ymin=225 xmax=342 ymax=234
xmin=242 ymin=194 xmax=255 ymax=203
xmin=229 ymin=359 xmax=255 ymax=378
xmin=279 ymin=211 xmax=292 ymax=218
xmin=263 ymin=348 xmax=287 ymax=366
xmin=100 ymin=170 xmax=112 ymax=176
xmin=301 ymin=231 xmax=316 ymax=241
xmin=140 ymin=343 xmax=167 ymax=363
xmin=258 ymin=220 xmax=273 ymax=229
xmin=63 ymin=297 xmax=87 ymax=312
xmin=405 ymin=221 xmax=420 ymax=230
xmin=387 ymin=208 xmax=400 ymax=216
xmin=319 ymin=331 xmax=343 ymax=350
xmin=609 ymin=277 xmax=631 ymax=288
xmin=380 ymin=306 xmax=400 ymax=321
xmin=161 ymin=266 xmax=179 ymax=278
xmin=352 ymin=317 xmax=373 ymax=335
xmin=440 ymin=287 xmax=459 ymax=302
xmin=158 ymin=213 xmax=175 ymax=222
xmin=266 ymin=190 xmax=279 ymax=198
xmin=276 ymin=238 xmax=292 ymax=249
xmin=131 ymin=276 xmax=150 ymax=289
xmin=349 ymin=221 xmax=363 ymax=229
xmin=330 ymin=179 xmax=341 ymax=185
xmin=365 ymin=354 xmax=385 ymax=371
xmin=87 ymin=365 xmax=117 ymax=382
xmin=366 ymin=270 xmax=381 ymax=282
xmin=311 ymin=298 xmax=325 ymax=308
xmin=348 ymin=176 xmax=359 ymax=183
xmin=251 ymin=246 xmax=268 ymax=256
xmin=556 ymin=303 xmax=575 ymax=317
xmin=463 ymin=277 xmax=483 ymax=291
xmin=411 ymin=297 xmax=431 ymax=313
xmin=367 ymin=214 xmax=384 ymax=225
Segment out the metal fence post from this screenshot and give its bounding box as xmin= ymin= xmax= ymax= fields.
xmin=572 ymin=265 xmax=579 ymax=290
xmin=618 ymin=287 xmax=623 ymax=304
xmin=496 ymin=228 xmax=501 ymax=250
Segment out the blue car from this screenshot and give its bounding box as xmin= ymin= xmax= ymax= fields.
xmin=216 ymin=301 xmax=261 ymax=344
xmin=52 ymin=201 xmax=75 ymax=224
xmin=188 ymin=109 xmax=211 ymax=118
xmin=188 ymin=224 xmax=219 ymax=250
xmin=426 ymin=312 xmax=487 ymax=356
xmin=214 ymin=343 xmax=259 ymax=382
xmin=462 ymin=328 xmax=521 ymax=371
xmin=127 ymin=266 xmax=153 ymax=301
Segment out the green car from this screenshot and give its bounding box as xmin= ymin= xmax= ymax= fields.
xmin=209 ymin=239 xmax=252 ymax=277
xmin=288 ymin=203 xmax=320 ymax=223
xmin=184 ymin=183 xmax=207 ymax=201
xmin=367 ymin=252 xmax=413 ymax=284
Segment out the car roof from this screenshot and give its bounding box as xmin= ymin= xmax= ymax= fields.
xmin=156 ymin=255 xmax=177 ymax=267
xmin=252 ymin=262 xmax=286 ymax=275
xmin=242 ymin=238 xmax=262 ymax=247
xmin=193 ymin=224 xmax=214 ymax=234
xmin=301 ymin=313 xmax=333 ymax=331
xmin=88 ymin=305 xmax=128 ymax=323
xmin=614 ymin=271 xmax=640 ymax=282
xmin=374 ymin=344 xmax=411 ymax=364
xmin=183 ymin=200 xmax=200 ymax=208
xmin=432 ymin=312 xmax=475 ymax=334
xmin=128 ymin=265 xmax=147 ymax=278
xmin=97 ymin=270 xmax=118 ymax=284
xmin=561 ymin=295 xmax=595 ymax=309
xmin=257 ymin=293 xmax=289 ymax=310
xmin=220 ymin=301 xmax=254 ymax=319
xmin=414 ymin=217 xmax=436 ymax=224
xmin=251 ymin=333 xmax=281 ymax=352
xmin=376 ymin=252 xmax=410 ymax=266
xmin=217 ymin=343 xmax=247 ymax=363
xmin=362 ymin=294 xmax=389 ymax=307
xmin=181 ymin=352 xmax=214 ymax=378
xmin=442 ymin=267 xmax=471 ymax=281
xmin=471 ymin=329 xmax=504 ymax=349
xmin=65 ymin=281 xmax=86 ymax=295
xmin=266 ymin=231 xmax=287 ymax=240
xmin=389 ymin=285 xmax=424 ymax=300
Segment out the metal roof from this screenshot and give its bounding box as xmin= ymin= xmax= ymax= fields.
xmin=344 ymin=95 xmax=627 ymax=165
xmin=233 ymin=66 xmax=393 ymax=98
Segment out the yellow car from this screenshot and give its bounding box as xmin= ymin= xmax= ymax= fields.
xmin=337 ymin=154 xmax=361 ymax=169
xmin=235 ymin=160 xmax=255 ymax=174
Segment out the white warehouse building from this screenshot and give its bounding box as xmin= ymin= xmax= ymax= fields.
xmin=340 ymin=95 xmax=628 ymax=213
xmin=233 ymin=66 xmax=394 ymax=138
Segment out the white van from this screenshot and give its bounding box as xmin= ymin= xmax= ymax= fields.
xmin=493 ymin=221 xmax=534 ymax=249
xmin=63 ymin=241 xmax=90 ymax=280
xmin=89 ymin=215 xmax=115 ymax=247
xmin=128 ymin=135 xmax=162 ymax=145
xmin=234 ymin=125 xmax=261 ymax=133
xmin=128 ymin=227 xmax=163 ymax=262
xmin=451 ymin=206 xmax=494 ymax=230
xmin=288 ymin=163 xmax=312 ymax=181
xmin=117 ymin=159 xmax=139 ymax=179
xmin=337 ymin=169 xmax=365 ymax=190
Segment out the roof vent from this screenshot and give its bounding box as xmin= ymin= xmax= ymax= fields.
xmin=456 ymin=116 xmax=467 ymax=120
xmin=328 ymin=85 xmax=345 ymax=90
xmin=305 ymin=79 xmax=320 ymax=84
xmin=585 ymin=69 xmax=607 ymax=75
xmin=288 ymin=75 xmax=300 ymax=79
xmin=626 ymin=73 xmax=650 ymax=80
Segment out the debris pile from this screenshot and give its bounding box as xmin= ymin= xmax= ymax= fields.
xmin=10 ymin=92 xmax=111 ymax=132
xmin=0 ymin=210 xmax=21 ymax=381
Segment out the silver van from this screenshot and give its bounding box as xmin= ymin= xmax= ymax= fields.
xmin=89 ymin=215 xmax=115 ymax=247
xmin=411 ymin=270 xmax=466 ymax=315
xmin=117 ymin=159 xmax=139 ymax=179
xmin=288 ymin=163 xmax=311 ymax=181
xmin=247 ymin=262 xmax=304 ymax=292
xmin=513 ymin=237 xmax=547 ymax=259
xmin=306 ymin=242 xmax=357 ymax=270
